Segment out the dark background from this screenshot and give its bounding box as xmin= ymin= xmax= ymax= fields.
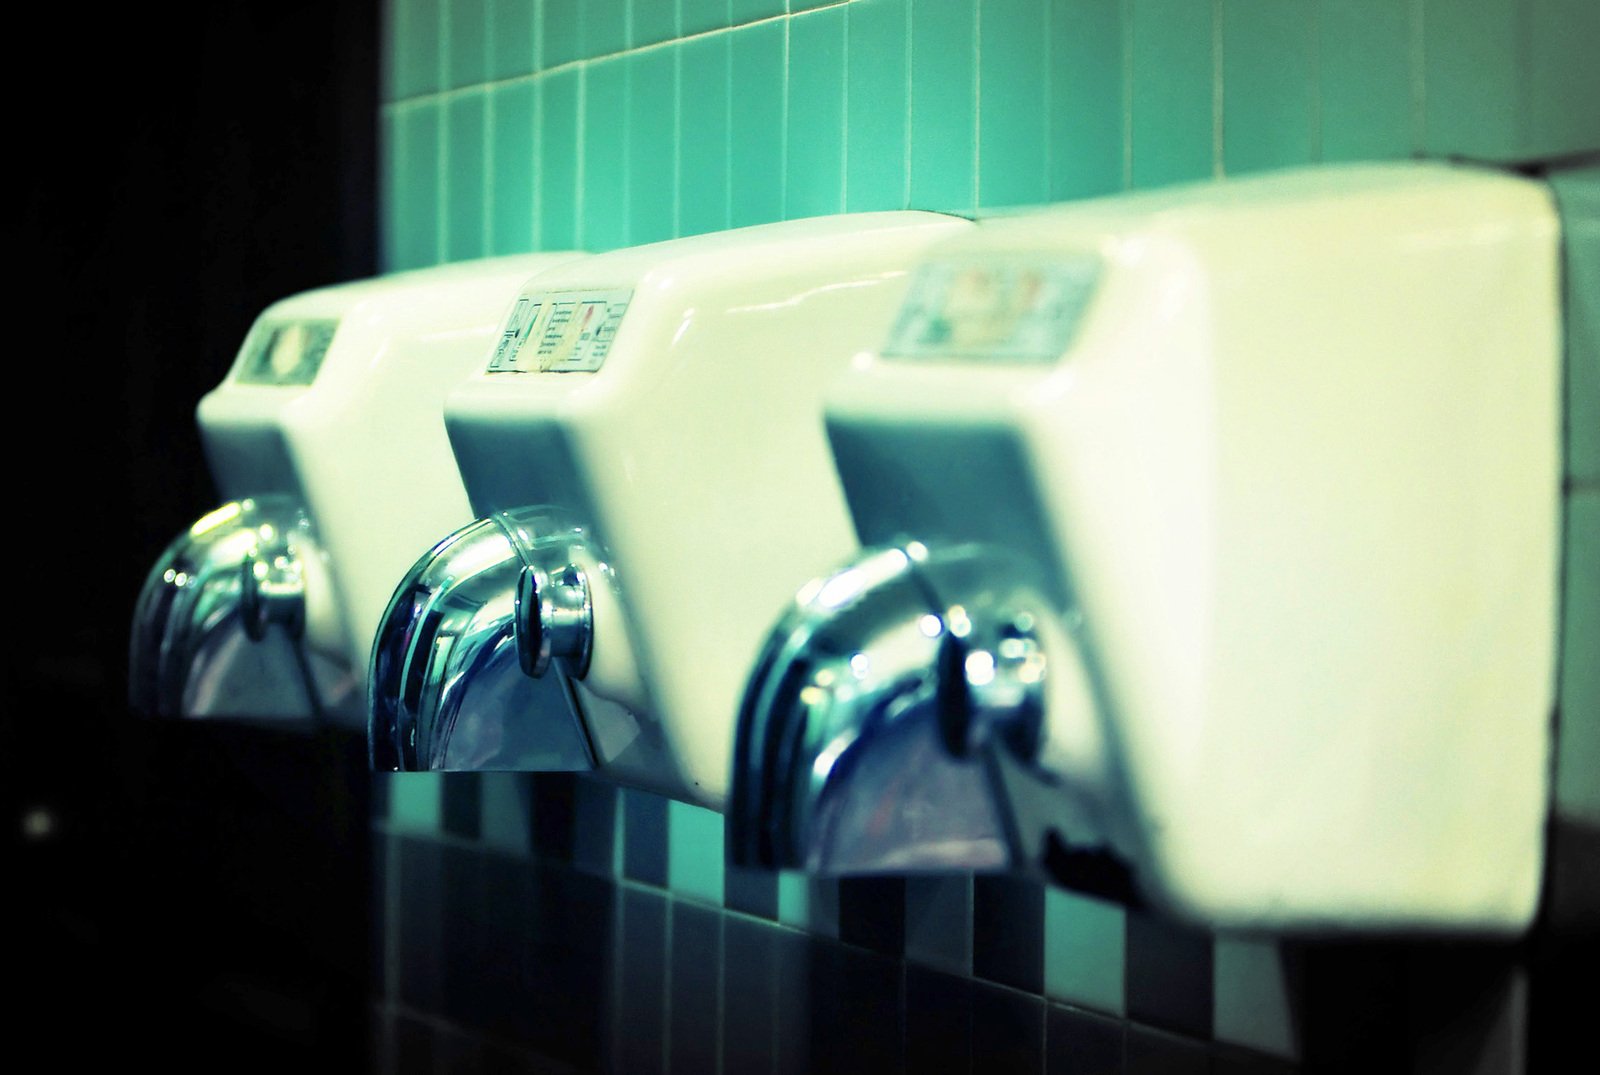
xmin=13 ymin=5 xmax=379 ymax=1067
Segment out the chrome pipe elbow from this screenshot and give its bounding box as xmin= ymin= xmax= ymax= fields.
xmin=368 ymin=507 xmax=599 ymax=772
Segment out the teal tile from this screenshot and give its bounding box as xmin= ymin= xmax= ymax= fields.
xmin=777 ymin=870 xmax=810 ymax=928
xmin=1318 ymin=0 xmax=1415 ymax=162
xmin=1221 ymin=0 xmax=1312 ymax=175
xmin=446 ymin=0 xmax=489 ymax=87
xmin=445 ymin=91 xmax=489 ymax=260
xmin=1558 ymin=491 xmax=1600 ymax=824
xmin=488 ymin=0 xmax=538 ymax=80
xmin=1422 ymin=0 xmax=1519 ymax=160
xmin=584 ymin=0 xmax=628 ymax=58
xmin=582 ymin=58 xmax=631 ymax=250
xmin=1212 ymin=937 xmax=1300 ymax=1060
xmin=978 ymin=0 xmax=1049 ymax=208
xmin=389 ymin=772 xmax=444 ymax=832
xmin=786 ymin=6 xmax=847 ymax=219
xmin=629 ymin=48 xmax=679 ymax=243
xmin=909 ymin=0 xmax=977 ymax=212
xmin=790 ymin=0 xmax=836 ymax=11
xmin=1129 ymin=0 xmax=1214 ymax=189
xmin=1553 ymin=166 xmax=1600 ymax=485
xmin=729 ymin=19 xmax=787 ymax=227
xmin=488 ymin=81 xmax=537 ymax=254
xmin=1523 ymin=0 xmax=1600 ymax=161
xmin=1043 ymin=886 xmax=1124 ymax=1016
xmin=391 ymin=103 xmax=443 ymax=269
xmin=540 ymin=0 xmax=582 ymax=68
xmin=538 ymin=67 xmax=581 ymax=249
xmin=481 ymin=772 xmax=531 ymax=853
xmin=678 ymin=33 xmax=731 ymax=236
xmin=681 ymin=0 xmax=732 ymax=36
xmin=845 ymin=0 xmax=908 ymax=212
xmin=1049 ymin=0 xmax=1126 ymax=200
xmin=380 ymin=112 xmax=405 ymax=270
xmin=631 ymin=0 xmax=678 ymax=48
xmin=905 ymin=875 xmax=972 ymax=976
xmin=731 ymin=0 xmax=785 ymax=24
xmin=668 ymin=799 xmax=726 ymax=905
xmin=390 ymin=0 xmax=444 ymax=100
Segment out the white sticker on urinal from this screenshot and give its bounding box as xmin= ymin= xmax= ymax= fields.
xmin=486 ymin=289 xmax=632 ymax=373
xmin=883 ymin=256 xmax=1100 ymax=364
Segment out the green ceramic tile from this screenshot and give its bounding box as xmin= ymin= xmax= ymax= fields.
xmin=488 ymin=0 xmax=538 ymax=80
xmin=845 ymin=0 xmax=908 ymax=212
xmin=481 ymin=772 xmax=531 ymax=853
xmin=631 ymin=0 xmax=678 ymax=48
xmin=786 ymin=6 xmax=847 ymax=218
xmin=678 ymin=33 xmax=731 ymax=236
xmin=1212 ymin=937 xmax=1299 ymax=1060
xmin=488 ymin=81 xmax=537 ymax=253
xmin=1558 ymin=491 xmax=1600 ymax=824
xmin=582 ymin=57 xmax=631 ymax=250
xmin=389 ymin=772 xmax=444 ymax=832
xmin=978 ymin=0 xmax=1049 ymax=208
xmin=538 ymin=68 xmax=581 ymax=249
xmin=1043 ymin=885 xmax=1124 ymax=1016
xmin=909 ymin=0 xmax=977 ymax=212
xmin=445 ymin=92 xmax=489 ymax=260
xmin=446 ymin=0 xmax=489 ymax=87
xmin=391 ymin=103 xmax=443 ymax=269
xmin=668 ymin=798 xmax=725 ymax=905
xmin=1129 ymin=0 xmax=1214 ymax=189
xmin=731 ymin=0 xmax=785 ymax=24
xmin=1221 ymin=0 xmax=1312 ymax=175
xmin=1553 ymin=166 xmax=1600 ymax=485
xmin=729 ymin=19 xmax=786 ymax=227
xmin=777 ymin=870 xmax=810 ymax=928
xmin=1318 ymin=0 xmax=1415 ymax=162
xmin=584 ymin=0 xmax=628 ymax=58
xmin=629 ymin=48 xmax=679 ymax=243
xmin=1523 ymin=0 xmax=1600 ymax=161
xmin=391 ymin=0 xmax=444 ymax=100
xmin=380 ymin=112 xmax=404 ymax=270
xmin=540 ymin=0 xmax=582 ymax=68
xmin=790 ymin=0 xmax=836 ymax=11
xmin=1049 ymin=0 xmax=1126 ymax=200
xmin=681 ymin=0 xmax=732 ymax=36
xmin=1422 ymin=0 xmax=1519 ymax=160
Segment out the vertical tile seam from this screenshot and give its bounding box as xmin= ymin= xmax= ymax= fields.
xmin=481 ymin=85 xmax=494 ymax=254
xmin=533 ymin=72 xmax=545 ymax=250
xmin=1213 ymin=0 xmax=1225 ymax=178
xmin=840 ymin=5 xmax=851 ymax=215
xmin=1308 ymin=0 xmax=1322 ymax=162
xmin=674 ymin=45 xmax=684 ymax=239
xmin=715 ymin=909 xmax=728 ymax=1075
xmin=903 ymin=0 xmax=914 ymax=209
xmin=438 ymin=0 xmax=452 ymax=263
xmin=1410 ymin=0 xmax=1426 ymax=152
xmin=1120 ymin=0 xmax=1133 ymax=190
xmin=663 ymin=893 xmax=676 ymax=1074
xmin=781 ymin=15 xmax=792 ymax=220
xmin=973 ymin=0 xmax=983 ymax=208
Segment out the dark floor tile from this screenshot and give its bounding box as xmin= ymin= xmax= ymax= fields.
xmin=724 ymin=863 xmax=780 ymax=920
xmin=671 ymin=902 xmax=722 ymax=1075
xmin=973 ymin=874 xmax=1046 ymax=994
xmin=616 ymin=887 xmax=670 ymax=1074
xmin=529 ymin=773 xmax=578 ymax=862
xmin=1125 ymin=1024 xmax=1211 ymax=1075
xmin=440 ymin=843 xmax=490 ymax=1027
xmin=839 ymin=876 xmax=907 ymax=956
xmin=624 ymin=789 xmax=670 ymax=887
xmin=808 ymin=937 xmax=904 ymax=1074
xmin=724 ymin=915 xmax=778 ymax=1075
xmin=773 ymin=926 xmax=817 ymax=1075
xmin=906 ymin=964 xmax=973 ymax=1074
xmin=572 ymin=775 xmax=618 ymax=877
xmin=1125 ymin=912 xmax=1213 ymax=1038
xmin=973 ymin=981 xmax=1045 ymax=1074
xmin=396 ymin=837 xmax=444 ymax=1013
xmin=1046 ymin=1003 xmax=1123 ymax=1075
xmin=442 ymin=773 xmax=483 ymax=839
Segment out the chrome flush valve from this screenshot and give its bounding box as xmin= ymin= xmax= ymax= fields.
xmin=516 ymin=560 xmax=592 ymax=679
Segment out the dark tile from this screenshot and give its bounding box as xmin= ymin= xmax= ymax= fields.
xmin=1125 ymin=912 xmax=1213 ymax=1038
xmin=1298 ymin=943 xmax=1407 ymax=1072
xmin=624 ymin=789 xmax=670 ymax=887
xmin=440 ymin=843 xmax=490 ymax=1027
xmin=372 ymin=835 xmax=390 ymax=994
xmin=774 ymin=926 xmax=817 ymax=1075
xmin=372 ymin=770 xmax=392 ymax=821
xmin=1211 ymin=1045 xmax=1300 ymax=1075
xmin=1047 ymin=1003 xmax=1123 ymax=1075
xmin=529 ymin=773 xmax=577 ymax=862
xmin=839 ymin=876 xmax=906 ymax=956
xmin=396 ymin=837 xmax=444 ymax=1013
xmin=480 ymin=851 xmax=538 ymax=1041
xmin=972 ymin=981 xmax=1045 ymax=1074
xmin=724 ymin=915 xmax=778 ymax=1075
xmin=670 ymin=902 xmax=722 ymax=1075
xmin=442 ymin=773 xmax=483 ymax=839
xmin=1125 ymin=1025 xmax=1211 ymax=1075
xmin=616 ymin=887 xmax=669 ymax=1074
xmin=808 ymin=937 xmax=904 ymax=1074
xmin=1406 ymin=945 xmax=1523 ymax=1075
xmin=906 ymin=964 xmax=973 ymax=1074
xmin=434 ymin=1022 xmax=489 ymax=1074
xmin=724 ymin=863 xmax=780 ymax=920
xmin=394 ymin=1013 xmax=434 ymax=1075
xmin=524 ymin=865 xmax=615 ymax=1069
xmin=905 ymin=874 xmax=973 ymax=974
xmin=973 ymin=874 xmax=1045 ymax=994
xmin=572 ymin=775 xmax=618 ymax=877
